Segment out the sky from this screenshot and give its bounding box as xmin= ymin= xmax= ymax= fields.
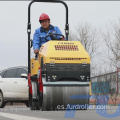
xmin=0 ymin=1 xmax=120 ymax=71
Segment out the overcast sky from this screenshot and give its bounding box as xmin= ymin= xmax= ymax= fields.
xmin=0 ymin=1 xmax=120 ymax=71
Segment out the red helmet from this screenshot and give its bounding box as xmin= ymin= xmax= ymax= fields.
xmin=39 ymin=13 xmax=50 ymax=22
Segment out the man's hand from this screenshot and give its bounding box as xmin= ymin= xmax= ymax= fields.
xmin=34 ymin=49 xmax=39 ymax=54
xmin=61 ymin=36 xmax=65 ymax=40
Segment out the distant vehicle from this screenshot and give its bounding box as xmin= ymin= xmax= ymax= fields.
xmin=0 ymin=66 xmax=28 ymax=108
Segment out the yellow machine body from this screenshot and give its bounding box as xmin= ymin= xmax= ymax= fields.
xmin=40 ymin=41 xmax=90 ymax=64
xmin=31 ymin=41 xmax=90 ymax=76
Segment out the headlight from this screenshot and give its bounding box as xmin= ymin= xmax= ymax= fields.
xmin=52 ymin=75 xmax=57 ymax=80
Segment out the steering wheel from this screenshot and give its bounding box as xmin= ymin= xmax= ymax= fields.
xmin=45 ymin=33 xmax=64 ymax=41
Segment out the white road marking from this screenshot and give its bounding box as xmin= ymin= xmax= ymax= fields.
xmin=0 ymin=112 xmax=51 ymax=120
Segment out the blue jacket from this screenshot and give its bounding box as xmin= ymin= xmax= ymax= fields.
xmin=33 ymin=24 xmax=63 ymax=50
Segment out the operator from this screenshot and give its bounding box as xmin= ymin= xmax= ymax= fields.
xmin=33 ymin=13 xmax=65 ymax=54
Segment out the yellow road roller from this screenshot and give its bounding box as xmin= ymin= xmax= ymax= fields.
xmin=27 ymin=0 xmax=92 ymax=110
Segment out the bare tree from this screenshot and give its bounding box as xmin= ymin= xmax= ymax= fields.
xmin=69 ymin=23 xmax=101 ymax=77
xmin=103 ymin=19 xmax=120 ymax=70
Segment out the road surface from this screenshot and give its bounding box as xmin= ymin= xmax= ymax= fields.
xmin=0 ymin=105 xmax=120 ymax=120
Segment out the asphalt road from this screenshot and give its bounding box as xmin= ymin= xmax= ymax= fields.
xmin=0 ymin=105 xmax=120 ymax=120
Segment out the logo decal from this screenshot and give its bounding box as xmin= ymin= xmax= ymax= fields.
xmin=52 ymin=31 xmax=56 ymax=33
